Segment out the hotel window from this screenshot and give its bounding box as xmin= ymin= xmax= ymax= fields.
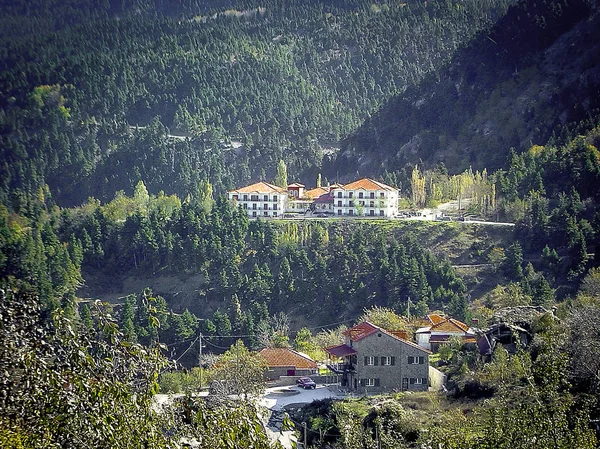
xmin=358 ymin=192 xmax=364 ymax=199
xmin=252 ymin=211 xmax=257 ymax=217
xmin=273 ymin=204 xmax=277 ymax=210
xmin=338 ymin=209 xmax=342 ymax=215
xmin=252 ymin=204 xmax=257 ymax=210
xmin=380 ymin=192 xmax=385 ymax=198
xmin=273 ymin=212 xmax=278 ymax=217
xmin=264 ymin=204 xmax=268 ymax=210
xmin=232 ymin=195 xmax=238 ymax=200
xmin=264 ymin=211 xmax=268 ymax=216
xmin=243 ymin=195 xmax=248 ymax=201
xmin=338 ymin=200 xmax=342 ymax=207
xmin=251 ymin=195 xmax=258 ymax=201
xmin=349 ymin=192 xmax=353 ymax=198
xmin=370 ymin=192 xmax=375 ymax=199
xmin=379 ymin=210 xmax=384 ymax=216
xmin=243 ymin=204 xmax=247 ymax=209
xmin=370 ymin=201 xmax=374 ymax=207
xmin=338 ymin=192 xmax=342 ymax=198
xmin=273 ymin=195 xmax=277 ymax=201
xmin=264 ymin=195 xmax=268 ymax=201
xmin=349 ymin=201 xmax=354 ymax=207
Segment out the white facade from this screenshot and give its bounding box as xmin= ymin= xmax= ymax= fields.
xmin=331 ymin=178 xmax=398 ymax=218
xmin=228 ymin=182 xmax=287 ymax=218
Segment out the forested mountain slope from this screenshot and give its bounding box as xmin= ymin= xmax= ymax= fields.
xmin=0 ymin=0 xmax=512 ymax=208
xmin=338 ymin=0 xmax=599 ymax=177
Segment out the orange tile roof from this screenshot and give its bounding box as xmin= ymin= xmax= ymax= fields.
xmin=427 ymin=314 xmax=446 ymax=325
xmin=287 ymin=182 xmax=305 ymax=188
xmin=430 ymin=319 xmax=470 ymax=333
xmin=345 ymin=321 xmax=431 ymax=354
xmin=229 ymin=181 xmax=286 ymax=194
xmin=344 ymin=321 xmax=379 ymax=341
xmin=258 ymin=348 xmax=317 ymax=369
xmin=339 ymin=178 xmax=396 ymax=192
xmin=304 ymin=187 xmax=328 ymax=199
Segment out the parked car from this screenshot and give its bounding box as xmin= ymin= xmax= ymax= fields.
xmin=296 ymin=377 xmax=316 ymax=389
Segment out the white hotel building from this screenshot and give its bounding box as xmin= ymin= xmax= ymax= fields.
xmin=227 ymin=182 xmax=287 ymax=218
xmin=330 ymin=178 xmax=398 ymax=218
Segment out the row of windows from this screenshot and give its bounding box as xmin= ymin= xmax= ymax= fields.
xmin=250 ymin=211 xmax=278 ymax=217
xmin=337 ymin=192 xmax=386 ymax=199
xmin=233 ymin=195 xmax=279 ymax=201
xmin=364 ymin=356 xmax=396 ymax=366
xmin=242 ymin=203 xmax=278 ymax=210
xmin=359 ymin=377 xmax=428 ymax=387
xmin=338 ymin=209 xmax=385 ymax=216
xmin=364 ymin=356 xmax=425 ymax=366
xmin=338 ymin=201 xmax=385 ymax=207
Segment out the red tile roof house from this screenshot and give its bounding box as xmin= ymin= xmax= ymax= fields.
xmin=325 ymin=321 xmax=431 ymax=393
xmin=259 ymin=348 xmax=318 ymax=381
xmin=415 ymin=314 xmax=477 ymax=352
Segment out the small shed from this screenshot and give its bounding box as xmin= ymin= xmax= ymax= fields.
xmin=259 ymin=348 xmax=318 ymax=380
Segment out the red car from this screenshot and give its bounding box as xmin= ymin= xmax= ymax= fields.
xmin=296 ymin=377 xmax=316 ymax=389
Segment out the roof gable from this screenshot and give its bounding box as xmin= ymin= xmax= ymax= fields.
xmin=346 ymin=321 xmax=431 ymax=354
xmin=431 ymin=318 xmax=470 ymax=333
xmin=258 ymin=348 xmax=317 ymax=369
xmin=230 ymin=182 xmax=286 ymax=194
xmin=339 ymin=178 xmax=396 ymax=192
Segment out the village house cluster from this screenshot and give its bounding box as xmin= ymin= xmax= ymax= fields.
xmin=227 ymin=178 xmax=399 ymax=219
xmin=259 ymin=314 xmax=475 ymax=394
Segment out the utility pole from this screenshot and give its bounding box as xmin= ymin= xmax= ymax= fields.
xmin=198 ymin=331 xmax=203 ymax=388
xmin=303 ymin=422 xmax=307 ymax=449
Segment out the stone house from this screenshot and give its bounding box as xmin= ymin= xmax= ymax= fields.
xmin=325 ymin=321 xmax=431 ymax=393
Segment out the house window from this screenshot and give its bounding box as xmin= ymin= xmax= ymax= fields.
xmin=381 ymin=356 xmax=395 ymax=366
xmin=252 ymin=211 xmax=257 ymax=217
xmin=370 ymin=192 xmax=375 ymax=199
xmin=273 ymin=212 xmax=278 ymax=217
xmin=409 ymin=378 xmax=427 ymax=385
xmin=252 ymin=204 xmax=257 ymax=210
xmin=273 ymin=195 xmax=277 ymax=201
xmin=364 ymin=356 xmax=378 ymax=366
xmin=264 ymin=195 xmax=268 ymax=201
xmin=349 ymin=192 xmax=353 ymax=198
xmin=338 ymin=209 xmax=342 ymax=216
xmin=358 ymin=192 xmax=364 ymax=199
xmin=379 ymin=210 xmax=384 ymax=216
xmin=338 ymin=200 xmax=342 ymax=207
xmin=243 ymin=194 xmax=248 ymax=201
xmin=338 ymin=192 xmax=342 ymax=198
xmin=408 ymin=356 xmax=425 ymax=364
xmin=360 ymin=378 xmax=380 ymax=387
